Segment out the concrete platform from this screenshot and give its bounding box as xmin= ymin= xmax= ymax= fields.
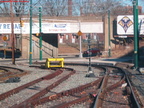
xmin=0 ymin=55 xmax=133 ymax=67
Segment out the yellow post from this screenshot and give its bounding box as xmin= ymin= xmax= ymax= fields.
xmin=45 ymin=58 xmax=64 ymax=68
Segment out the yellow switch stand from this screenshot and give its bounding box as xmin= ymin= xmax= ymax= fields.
xmin=45 ymin=58 xmax=64 ymax=68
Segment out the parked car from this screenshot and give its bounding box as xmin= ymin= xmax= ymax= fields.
xmin=83 ymin=48 xmax=101 ymax=57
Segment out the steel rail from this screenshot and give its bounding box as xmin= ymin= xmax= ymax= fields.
xmin=0 ymin=66 xmax=25 ymax=72
xmin=50 ymin=87 xmax=101 ymax=108
xmin=0 ymin=67 xmax=9 ymax=72
xmin=122 ymin=68 xmax=141 ymax=108
xmin=32 ymin=62 xmax=142 ymax=107
xmin=0 ymin=69 xmax=63 ymax=101
xmin=93 ymin=65 xmax=141 ymax=108
xmin=0 ymin=71 xmax=28 ymax=82
xmin=93 ymin=76 xmax=125 ymax=107
xmin=52 ymin=93 xmax=96 ymax=108
xmin=93 ymin=68 xmax=110 ymax=108
xmin=93 ymin=67 xmax=126 ymax=107
xmin=115 ymin=66 xmax=142 ymax=108
xmin=11 ymin=68 xmax=76 ymax=108
xmin=0 ymin=66 xmax=28 ymax=82
xmin=30 ymin=77 xmax=103 ymax=107
xmin=0 ymin=72 xmax=13 ymax=77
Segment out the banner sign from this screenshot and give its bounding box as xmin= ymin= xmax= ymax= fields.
xmin=117 ymin=15 xmax=144 ymax=35
xmin=0 ymin=22 xmax=103 ymax=34
xmin=0 ymin=23 xmax=70 ymax=34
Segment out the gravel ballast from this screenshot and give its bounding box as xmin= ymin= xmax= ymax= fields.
xmin=0 ymin=60 xmax=101 ymax=108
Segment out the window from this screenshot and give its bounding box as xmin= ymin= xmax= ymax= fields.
xmin=66 ymin=35 xmax=69 ymax=40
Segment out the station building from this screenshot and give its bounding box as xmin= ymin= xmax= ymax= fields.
xmin=0 ymin=13 xmax=144 ymax=59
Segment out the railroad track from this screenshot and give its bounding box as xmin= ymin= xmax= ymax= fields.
xmin=0 ymin=63 xmax=143 ymax=108
xmin=35 ymin=65 xmax=141 ymax=108
xmin=0 ymin=66 xmax=28 ymax=83
xmin=0 ymin=67 xmax=76 ymax=108
xmin=92 ymin=66 xmax=142 ymax=108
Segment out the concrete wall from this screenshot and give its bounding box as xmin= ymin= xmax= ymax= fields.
xmin=104 ymin=15 xmax=115 ymax=51
xmin=22 ymin=34 xmax=29 ymax=59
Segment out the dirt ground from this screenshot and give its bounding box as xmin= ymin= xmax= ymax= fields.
xmin=58 ymin=43 xmax=135 ymax=58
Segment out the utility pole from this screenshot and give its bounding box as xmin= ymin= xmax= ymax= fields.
xmin=133 ymin=0 xmax=139 ymax=69
xmin=0 ymin=0 xmax=29 ymax=64
xmin=108 ymin=10 xmax=111 ymax=57
xmin=39 ymin=7 xmax=42 ymax=60
xmin=10 ymin=0 xmax=15 ymax=64
xmin=29 ymin=0 xmax=33 ymax=65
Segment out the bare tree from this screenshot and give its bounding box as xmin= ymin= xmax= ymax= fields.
xmin=72 ymin=0 xmax=125 ymax=16
xmin=0 ymin=0 xmax=41 ymax=17
xmin=13 ymin=1 xmax=28 ymax=17
xmin=0 ymin=2 xmax=11 ymax=16
xmin=0 ymin=0 xmax=142 ymax=17
xmin=41 ymin=0 xmax=68 ymax=16
xmin=41 ymin=0 xmax=143 ymax=16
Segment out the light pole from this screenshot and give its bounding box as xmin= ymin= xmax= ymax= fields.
xmin=29 ymin=0 xmax=33 ymax=65
xmin=39 ymin=7 xmax=42 ymax=60
xmin=133 ymin=0 xmax=139 ymax=69
xmin=78 ymin=21 xmax=83 ymax=58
